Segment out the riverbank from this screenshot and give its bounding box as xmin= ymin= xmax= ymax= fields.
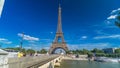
xmin=55 ymin=60 xmax=120 ymax=68
xmin=63 ymin=55 xmax=89 ymax=61
xmin=63 ymin=55 xmax=120 ymax=63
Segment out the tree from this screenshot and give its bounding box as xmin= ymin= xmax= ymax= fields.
xmin=5 ymin=47 xmax=21 ymax=51
xmin=115 ymin=48 xmax=120 ymax=53
xmin=115 ymin=12 xmax=120 ymax=27
xmin=82 ymin=49 xmax=89 ymax=54
xmin=66 ymin=50 xmax=72 ymax=54
xmin=91 ymin=48 xmax=104 ymax=53
xmin=40 ymin=49 xmax=47 ymax=54
xmin=21 ymin=48 xmax=26 ymax=53
xmin=87 ymin=52 xmax=93 ymax=58
xmin=26 ymin=49 xmax=35 ymax=54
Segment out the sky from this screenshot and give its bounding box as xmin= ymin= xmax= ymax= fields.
xmin=0 ymin=0 xmax=120 ymax=50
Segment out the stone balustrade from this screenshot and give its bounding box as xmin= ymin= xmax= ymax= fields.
xmin=0 ymin=55 xmax=59 ymax=68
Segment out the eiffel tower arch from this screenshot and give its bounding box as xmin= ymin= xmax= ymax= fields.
xmin=49 ymin=2 xmax=68 ymax=54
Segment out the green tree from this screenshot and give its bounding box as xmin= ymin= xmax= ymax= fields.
xmin=40 ymin=49 xmax=47 ymax=54
xmin=4 ymin=47 xmax=27 ymax=53
xmin=5 ymin=47 xmax=21 ymax=51
xmin=71 ymin=50 xmax=76 ymax=54
xmin=95 ymin=53 xmax=105 ymax=57
xmin=87 ymin=52 xmax=93 ymax=57
xmin=115 ymin=11 xmax=120 ymax=27
xmin=91 ymin=48 xmax=104 ymax=53
xmin=82 ymin=49 xmax=89 ymax=54
xmin=21 ymin=48 xmax=26 ymax=53
xmin=66 ymin=50 xmax=72 ymax=54
xmin=115 ymin=48 xmax=120 ymax=53
xmin=26 ymin=49 xmax=35 ymax=54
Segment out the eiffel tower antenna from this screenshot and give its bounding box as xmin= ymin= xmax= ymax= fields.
xmin=59 ymin=0 xmax=62 ymax=6
xmin=57 ymin=0 xmax=62 ymax=33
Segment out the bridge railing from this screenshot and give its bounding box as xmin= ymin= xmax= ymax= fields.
xmin=0 ymin=55 xmax=59 ymax=68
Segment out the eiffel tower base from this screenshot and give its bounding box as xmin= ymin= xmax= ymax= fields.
xmin=49 ymin=42 xmax=68 ymax=54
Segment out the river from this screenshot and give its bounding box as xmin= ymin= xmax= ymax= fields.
xmin=55 ymin=60 xmax=120 ymax=68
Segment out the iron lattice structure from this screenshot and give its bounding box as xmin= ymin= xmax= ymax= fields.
xmin=49 ymin=4 xmax=68 ymax=54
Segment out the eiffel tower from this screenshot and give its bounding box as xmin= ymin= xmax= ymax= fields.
xmin=49 ymin=2 xmax=68 ymax=54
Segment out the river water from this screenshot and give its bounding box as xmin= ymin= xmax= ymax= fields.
xmin=55 ymin=60 xmax=120 ymax=68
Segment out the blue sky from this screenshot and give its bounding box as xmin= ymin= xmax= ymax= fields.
xmin=0 ymin=0 xmax=120 ymax=50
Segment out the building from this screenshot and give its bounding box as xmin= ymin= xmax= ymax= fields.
xmin=0 ymin=49 xmax=8 ymax=67
xmin=0 ymin=49 xmax=18 ymax=58
xmin=4 ymin=49 xmax=18 ymax=58
xmin=0 ymin=49 xmax=8 ymax=55
xmin=102 ymin=48 xmax=118 ymax=54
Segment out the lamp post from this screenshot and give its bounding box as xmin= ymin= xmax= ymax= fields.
xmin=0 ymin=43 xmax=3 ymax=49
xmin=0 ymin=44 xmax=1 ymax=49
xmin=20 ymin=32 xmax=24 ymax=52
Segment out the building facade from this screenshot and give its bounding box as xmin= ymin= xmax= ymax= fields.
xmin=103 ymin=48 xmax=118 ymax=54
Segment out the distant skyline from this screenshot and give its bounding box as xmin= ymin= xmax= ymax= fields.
xmin=0 ymin=0 xmax=120 ymax=50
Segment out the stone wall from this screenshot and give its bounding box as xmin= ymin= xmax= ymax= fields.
xmin=0 ymin=55 xmax=59 ymax=68
xmin=0 ymin=55 xmax=8 ymax=68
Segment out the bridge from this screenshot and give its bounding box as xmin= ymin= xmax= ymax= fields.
xmin=0 ymin=55 xmax=64 ymax=68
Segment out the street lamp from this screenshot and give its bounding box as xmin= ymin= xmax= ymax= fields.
xmin=0 ymin=44 xmax=2 ymax=48
xmin=20 ymin=32 xmax=24 ymax=52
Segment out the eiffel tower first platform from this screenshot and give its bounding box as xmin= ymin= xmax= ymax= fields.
xmin=49 ymin=3 xmax=68 ymax=54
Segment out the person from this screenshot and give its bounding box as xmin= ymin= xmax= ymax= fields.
xmin=34 ymin=52 xmax=38 ymax=56
xmin=30 ymin=53 xmax=33 ymax=56
xmin=76 ymin=54 xmax=79 ymax=58
xmin=23 ymin=53 xmax=26 ymax=57
xmin=18 ymin=52 xmax=23 ymax=58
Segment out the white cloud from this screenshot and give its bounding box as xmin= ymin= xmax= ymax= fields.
xmin=94 ymin=34 xmax=120 ymax=39
xmin=24 ymin=46 xmax=32 ymax=49
xmin=107 ymin=8 xmax=120 ymax=20
xmin=0 ymin=38 xmax=7 ymax=41
xmin=43 ymin=47 xmax=50 ymax=50
xmin=81 ymin=36 xmax=87 ymax=39
xmin=50 ymin=32 xmax=53 ymax=34
xmin=0 ymin=0 xmax=5 ymax=17
xmin=0 ymin=38 xmax=12 ymax=44
xmin=111 ymin=8 xmax=120 ymax=14
xmin=24 ymin=44 xmax=38 ymax=49
xmin=107 ymin=15 xmax=117 ymax=20
xmin=95 ymin=30 xmax=108 ymax=35
xmin=15 ymin=45 xmax=19 ymax=47
xmin=4 ymin=41 xmax=12 ymax=44
xmin=68 ymin=44 xmax=80 ymax=50
xmin=106 ymin=21 xmax=111 ymax=24
xmin=18 ymin=33 xmax=39 ymax=41
xmin=41 ymin=39 xmax=51 ymax=41
xmin=68 ymin=43 xmax=110 ymax=50
xmin=23 ymin=43 xmax=45 ymax=50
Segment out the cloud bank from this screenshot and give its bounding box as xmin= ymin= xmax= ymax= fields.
xmin=68 ymin=43 xmax=110 ymax=50
xmin=94 ymin=34 xmax=120 ymax=39
xmin=18 ymin=33 xmax=39 ymax=41
xmin=0 ymin=38 xmax=12 ymax=44
xmin=107 ymin=8 xmax=120 ymax=20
